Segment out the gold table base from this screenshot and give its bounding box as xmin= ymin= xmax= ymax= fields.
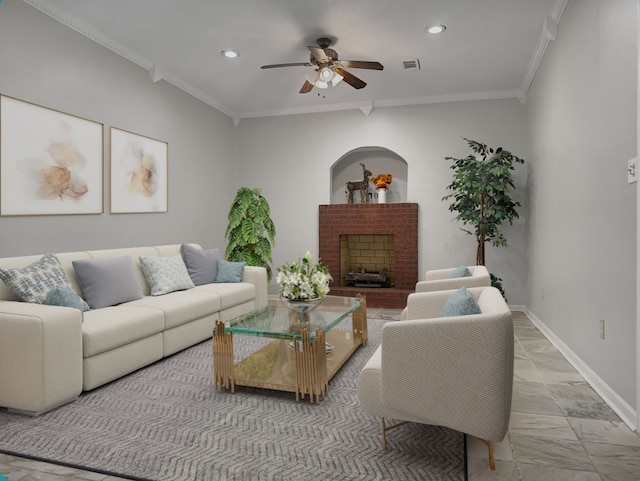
xmin=213 ymin=295 xmax=367 ymax=403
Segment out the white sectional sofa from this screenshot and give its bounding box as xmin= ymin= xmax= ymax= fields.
xmin=0 ymin=244 xmax=268 ymax=415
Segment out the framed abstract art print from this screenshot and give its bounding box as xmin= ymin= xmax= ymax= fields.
xmin=110 ymin=127 xmax=168 ymax=214
xmin=0 ymin=95 xmax=104 ymax=216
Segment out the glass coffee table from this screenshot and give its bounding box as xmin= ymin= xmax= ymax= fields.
xmin=212 ymin=295 xmax=367 ymax=403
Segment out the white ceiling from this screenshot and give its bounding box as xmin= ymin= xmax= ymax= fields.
xmin=24 ymin=0 xmax=566 ymax=122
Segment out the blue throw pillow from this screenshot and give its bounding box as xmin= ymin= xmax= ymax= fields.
xmin=450 ymin=266 xmax=471 ymax=278
xmin=44 ymin=285 xmax=85 ymax=321
xmin=440 ymin=287 xmax=481 ymax=317
xmin=216 ymin=259 xmax=246 ymax=283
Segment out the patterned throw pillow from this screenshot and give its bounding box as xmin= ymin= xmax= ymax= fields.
xmin=139 ymin=255 xmax=195 ymax=296
xmin=440 ymin=287 xmax=481 ymax=317
xmin=0 ymin=253 xmax=90 ymax=310
xmin=44 ymin=285 xmax=85 ymax=321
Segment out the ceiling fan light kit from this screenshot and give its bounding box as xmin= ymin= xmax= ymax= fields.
xmin=261 ymin=37 xmax=383 ymax=94
xmin=306 ymin=66 xmax=343 ymax=89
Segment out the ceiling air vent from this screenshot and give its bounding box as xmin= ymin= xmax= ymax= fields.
xmin=402 ymin=59 xmax=421 ymax=70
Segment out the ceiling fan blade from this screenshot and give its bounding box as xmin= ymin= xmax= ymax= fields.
xmin=307 ymin=46 xmax=329 ymax=63
xmin=340 ymin=60 xmax=384 ymax=70
xmin=261 ymin=62 xmax=313 ymax=69
xmin=334 ymin=68 xmax=367 ymax=89
xmin=299 ymin=80 xmax=314 ymax=94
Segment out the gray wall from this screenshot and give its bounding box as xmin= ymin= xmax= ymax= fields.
xmin=526 ymin=0 xmax=637 ymax=410
xmin=0 ymin=0 xmax=237 ymax=256
xmin=236 ymin=101 xmax=529 ymax=303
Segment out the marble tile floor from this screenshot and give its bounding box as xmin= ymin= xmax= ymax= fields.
xmin=1 ymin=309 xmax=638 ymax=480
xmin=467 ymin=311 xmax=640 ymax=481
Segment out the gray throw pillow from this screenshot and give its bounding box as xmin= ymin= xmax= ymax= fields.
xmin=216 ymin=259 xmax=246 ymax=283
xmin=139 ymin=255 xmax=195 ymax=296
xmin=44 ymin=285 xmax=85 ymax=321
xmin=180 ymin=244 xmax=220 ymax=286
xmin=440 ymin=287 xmax=481 ymax=317
xmin=0 ymin=253 xmax=89 ymax=311
xmin=450 ymin=266 xmax=472 ymax=278
xmin=73 ymin=256 xmax=144 ymax=309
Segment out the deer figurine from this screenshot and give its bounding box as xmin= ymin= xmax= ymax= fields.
xmin=346 ymin=163 xmax=372 ymax=203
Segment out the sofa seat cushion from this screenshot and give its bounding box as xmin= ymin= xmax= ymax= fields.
xmin=82 ymin=306 xmax=164 ymax=357
xmin=125 ymin=290 xmax=221 ymax=330
xmin=193 ymin=282 xmax=255 ymax=310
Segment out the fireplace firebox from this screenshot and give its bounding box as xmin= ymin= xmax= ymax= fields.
xmin=341 ymin=234 xmax=394 ymax=288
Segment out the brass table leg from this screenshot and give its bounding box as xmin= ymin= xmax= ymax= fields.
xmin=293 ymin=328 xmax=328 ymax=403
xmin=213 ymin=321 xmax=235 ymax=393
xmin=353 ymin=294 xmax=368 ymax=346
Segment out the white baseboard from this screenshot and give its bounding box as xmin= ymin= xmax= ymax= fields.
xmin=523 ymin=307 xmax=638 ymax=432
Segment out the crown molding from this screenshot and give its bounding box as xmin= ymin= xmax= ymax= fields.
xmin=239 ymin=89 xmax=523 ymax=120
xmin=22 ymin=0 xmax=559 ymax=123
xmin=21 ymin=0 xmax=239 ymax=122
xmin=520 ymin=0 xmax=569 ymax=97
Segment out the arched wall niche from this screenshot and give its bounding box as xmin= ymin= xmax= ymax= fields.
xmin=330 ymin=146 xmax=408 ymax=204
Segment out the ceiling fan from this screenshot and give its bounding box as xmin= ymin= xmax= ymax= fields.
xmin=261 ymin=37 xmax=384 ymax=94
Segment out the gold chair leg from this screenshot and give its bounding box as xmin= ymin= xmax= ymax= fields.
xmin=380 ymin=417 xmax=410 ymax=450
xmin=381 ymin=418 xmax=388 ymax=450
xmin=478 ymin=438 xmax=496 ymax=471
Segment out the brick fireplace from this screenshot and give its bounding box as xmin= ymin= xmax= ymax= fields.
xmin=319 ymin=203 xmax=418 ymax=309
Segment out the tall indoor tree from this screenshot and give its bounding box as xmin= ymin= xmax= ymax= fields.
xmin=225 ymin=187 xmax=276 ymax=281
xmin=443 ymin=138 xmax=524 ymax=293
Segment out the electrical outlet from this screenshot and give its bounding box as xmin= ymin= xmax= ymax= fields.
xmin=599 ymin=319 xmax=605 ymax=340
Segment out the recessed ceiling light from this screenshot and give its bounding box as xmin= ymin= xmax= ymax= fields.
xmin=221 ymin=49 xmax=239 ymax=58
xmin=426 ymin=25 xmax=446 ymax=35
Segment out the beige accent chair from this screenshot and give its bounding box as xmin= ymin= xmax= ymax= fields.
xmin=415 ymin=265 xmax=491 ymax=293
xmin=357 ymin=286 xmax=514 ymax=470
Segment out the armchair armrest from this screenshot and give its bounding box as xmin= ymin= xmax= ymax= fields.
xmin=0 ymin=301 xmax=82 ymax=414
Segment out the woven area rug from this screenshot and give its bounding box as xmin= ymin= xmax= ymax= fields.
xmin=0 ymin=319 xmax=466 ymax=481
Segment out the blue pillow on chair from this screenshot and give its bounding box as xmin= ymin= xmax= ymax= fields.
xmin=440 ymin=287 xmax=481 ymax=317
xmin=450 ymin=266 xmax=472 ymax=278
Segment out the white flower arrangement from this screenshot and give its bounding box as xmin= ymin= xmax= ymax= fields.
xmin=276 ymin=251 xmax=332 ymax=301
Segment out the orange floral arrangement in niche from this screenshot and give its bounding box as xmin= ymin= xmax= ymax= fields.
xmin=371 ymin=173 xmax=393 ymax=191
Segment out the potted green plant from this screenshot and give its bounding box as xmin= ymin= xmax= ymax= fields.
xmin=443 ymin=138 xmax=524 ymax=298
xmin=224 ymin=187 xmax=276 ymax=281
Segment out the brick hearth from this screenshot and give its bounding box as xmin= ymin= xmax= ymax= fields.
xmin=319 ymin=203 xmax=418 ymax=309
